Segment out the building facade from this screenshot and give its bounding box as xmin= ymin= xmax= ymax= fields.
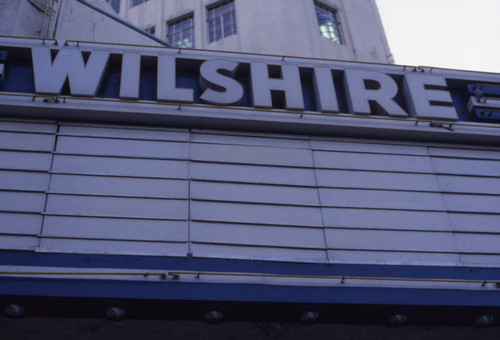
xmin=1 ymin=36 xmax=500 ymax=329
xmin=117 ymin=0 xmax=394 ymax=63
xmin=1 ymin=0 xmax=500 ymax=336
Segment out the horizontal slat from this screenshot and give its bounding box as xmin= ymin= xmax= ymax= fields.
xmin=0 ymin=120 xmax=56 ymax=133
xmin=328 ymin=250 xmax=461 ymax=266
xmin=38 ymin=238 xmax=188 ymax=256
xmin=444 ymin=194 xmax=500 ymax=214
xmin=319 ymin=189 xmax=446 ymax=211
xmin=192 ymin=243 xmax=328 ymax=263
xmin=0 ymin=212 xmax=42 ymax=235
xmin=0 ymin=132 xmax=55 ymax=151
xmin=191 ymin=132 xmax=310 ymax=149
xmin=325 ymin=229 xmax=457 ymax=253
xmin=0 ymin=171 xmax=49 ymax=191
xmin=0 ymin=151 xmax=52 ymax=171
xmin=191 ymin=222 xmax=325 ymax=248
xmin=52 ymin=155 xmax=188 ymax=178
xmin=459 ymin=255 xmax=500 ymax=267
xmin=316 ymin=170 xmax=440 ymax=191
xmin=429 ymin=147 xmax=500 ymax=160
xmin=322 ymin=208 xmax=450 ymax=231
xmin=191 ymin=201 xmax=323 ymax=227
xmin=42 ymin=216 xmax=187 ymax=242
xmin=56 ymin=136 xmax=189 ymax=159
xmin=46 ymin=195 xmax=188 ymax=219
xmin=59 ymin=125 xmax=189 ymax=141
xmin=432 ymin=158 xmax=500 ymax=177
xmin=191 ymin=143 xmax=313 ymax=167
xmin=50 ymin=175 xmax=188 ymax=198
xmin=191 ymin=181 xmax=320 ymax=206
xmin=437 ymin=176 xmax=500 ymax=195
xmin=191 ymin=163 xmax=317 ymax=186
xmin=313 ymin=151 xmax=434 ymax=173
xmin=0 ymin=235 xmax=39 ymax=251
xmin=448 ymin=213 xmax=500 ymax=233
xmin=310 ymin=140 xmax=428 ymax=155
xmin=455 ymin=233 xmax=500 ymax=254
xmin=0 ymin=191 xmax=46 ymax=212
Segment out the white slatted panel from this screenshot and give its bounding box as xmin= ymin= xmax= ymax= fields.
xmin=0 ymin=151 xmax=52 ymax=171
xmin=430 ymin=145 xmax=500 ymax=267
xmin=42 ymin=216 xmax=187 ymax=242
xmin=322 ymin=208 xmax=450 ymax=231
xmin=313 ymin=151 xmax=435 ymax=173
xmin=59 ymin=124 xmax=189 ymax=141
xmin=319 ymin=189 xmax=446 ymax=210
xmin=56 ymin=136 xmax=188 ymax=159
xmin=190 ymin=132 xmax=326 ymax=262
xmin=0 ymin=120 xmax=56 ymax=250
xmin=39 ymin=123 xmax=190 ymax=256
xmin=432 ymin=158 xmax=500 ymax=177
xmin=327 ymin=250 xmax=462 ymax=266
xmin=39 ymin=238 xmax=188 ymax=256
xmin=191 ymin=163 xmax=317 ymax=186
xmin=1 ymin=119 xmax=499 ymax=268
xmin=437 ymin=176 xmax=500 ymax=194
xmin=50 ymin=175 xmax=188 ymax=198
xmin=191 ymin=143 xmax=313 ymax=167
xmin=191 ymin=201 xmax=323 ymax=227
xmin=191 ymin=181 xmax=319 ymax=206
xmin=316 ymin=170 xmax=441 ymax=191
xmin=52 ymin=155 xmax=188 ymax=178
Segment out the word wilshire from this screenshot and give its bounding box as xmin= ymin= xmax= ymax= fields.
xmin=31 ymin=46 xmax=458 ymax=121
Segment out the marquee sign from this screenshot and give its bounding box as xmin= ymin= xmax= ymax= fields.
xmin=0 ymin=37 xmax=499 ymax=142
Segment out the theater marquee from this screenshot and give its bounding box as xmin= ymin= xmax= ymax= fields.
xmin=0 ymin=37 xmax=499 ymax=143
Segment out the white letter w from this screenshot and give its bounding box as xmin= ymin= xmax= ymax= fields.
xmin=32 ymin=47 xmax=109 ymax=97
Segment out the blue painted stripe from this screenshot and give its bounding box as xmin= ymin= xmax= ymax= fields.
xmin=1 ymin=276 xmax=500 ymax=307
xmin=2 ymin=250 xmax=500 ymax=281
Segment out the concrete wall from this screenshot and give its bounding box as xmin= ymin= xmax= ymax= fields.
xmin=0 ymin=0 xmax=162 ymax=46
xmin=0 ymin=0 xmax=50 ymax=38
xmin=54 ymin=0 xmax=162 ymax=45
xmin=120 ymin=0 xmax=393 ymax=63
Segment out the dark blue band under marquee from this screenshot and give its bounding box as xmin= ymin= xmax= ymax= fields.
xmin=2 ymin=251 xmax=500 ymax=307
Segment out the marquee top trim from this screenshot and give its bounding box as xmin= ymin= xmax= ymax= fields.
xmin=0 ymin=37 xmax=499 ymax=145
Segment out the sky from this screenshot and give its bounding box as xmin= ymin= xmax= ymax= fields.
xmin=375 ymin=0 xmax=500 ymax=73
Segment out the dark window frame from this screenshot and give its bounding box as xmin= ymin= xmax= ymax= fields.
xmin=314 ymin=1 xmax=343 ymax=44
xmin=167 ymin=14 xmax=195 ymax=48
xmin=207 ymin=0 xmax=237 ymax=43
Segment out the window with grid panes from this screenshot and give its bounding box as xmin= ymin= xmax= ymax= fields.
xmin=315 ymin=2 xmax=343 ymax=44
xmin=207 ymin=1 xmax=237 ymax=43
xmin=168 ymin=15 xmax=194 ymax=48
